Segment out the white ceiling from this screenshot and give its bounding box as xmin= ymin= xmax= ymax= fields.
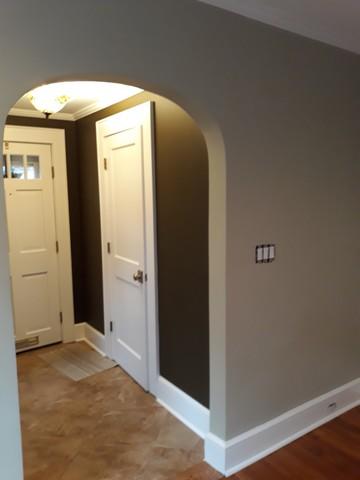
xmin=198 ymin=0 xmax=360 ymax=55
xmin=11 ymin=82 xmax=142 ymax=121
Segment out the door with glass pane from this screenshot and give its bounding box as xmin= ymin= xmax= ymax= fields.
xmin=3 ymin=142 xmax=62 ymax=351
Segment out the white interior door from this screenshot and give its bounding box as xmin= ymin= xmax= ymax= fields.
xmin=97 ymin=103 xmax=156 ymax=390
xmin=3 ymin=142 xmax=62 ymax=351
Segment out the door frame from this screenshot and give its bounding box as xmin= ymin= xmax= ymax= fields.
xmin=3 ymin=125 xmax=75 ymax=343
xmin=96 ymin=101 xmax=159 ymax=395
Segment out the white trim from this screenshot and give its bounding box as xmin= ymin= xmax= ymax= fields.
xmin=96 ymin=102 xmax=158 ymax=394
xmin=74 ymin=323 xmax=210 ymax=440
xmin=3 ymin=125 xmax=75 ymax=343
xmin=156 ymin=376 xmax=210 ymax=439
xmin=73 ymin=102 xmax=105 ymax=121
xmin=74 ymin=325 xmax=210 ymax=441
xmin=74 ymin=322 xmax=86 ymax=341
xmin=205 ymin=378 xmax=360 ymax=476
xmin=9 ymin=89 xmax=143 ymax=122
xmin=8 ymin=107 xmax=75 ymax=121
xmin=72 ymin=96 xmax=143 ymax=121
xmin=82 ymin=323 xmax=106 ymax=356
xmin=96 ymin=120 xmax=113 ymax=362
xmin=142 ymin=103 xmax=159 ymax=395
xmin=74 ymin=322 xmax=106 ymax=357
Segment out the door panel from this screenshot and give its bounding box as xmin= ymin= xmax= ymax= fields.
xmin=106 ymin=126 xmax=147 ymax=388
xmin=99 ymin=107 xmax=153 ymax=390
xmin=3 ymin=142 xmax=62 ymax=350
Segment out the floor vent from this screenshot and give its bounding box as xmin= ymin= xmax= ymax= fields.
xmin=16 ymin=336 xmax=39 ymax=351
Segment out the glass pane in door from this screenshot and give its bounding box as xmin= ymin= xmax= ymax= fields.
xmin=2 ymin=154 xmax=7 ymax=178
xmin=10 ymin=155 xmax=25 ymax=179
xmin=27 ymin=156 xmax=40 ymax=179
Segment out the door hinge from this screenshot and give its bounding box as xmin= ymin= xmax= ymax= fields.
xmin=51 ymin=166 xmax=55 ymax=179
xmin=59 ymin=312 xmax=63 ymax=324
xmin=107 ymin=242 xmax=111 ymax=254
xmin=55 ymin=240 xmax=59 ymax=253
xmin=104 ymin=158 xmax=108 ymax=170
xmin=110 ymin=321 xmax=113 ymax=333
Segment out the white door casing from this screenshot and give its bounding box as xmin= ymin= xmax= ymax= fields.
xmin=3 ymin=142 xmax=61 ymax=349
xmin=3 ymin=126 xmax=75 ymax=345
xmin=97 ymin=102 xmax=158 ymax=393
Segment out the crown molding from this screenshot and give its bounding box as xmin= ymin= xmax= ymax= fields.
xmin=8 ymin=92 xmax=143 ymax=122
xmin=72 ymin=99 xmax=117 ymax=120
xmin=8 ymin=108 xmax=75 ymax=121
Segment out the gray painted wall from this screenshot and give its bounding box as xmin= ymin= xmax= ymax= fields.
xmin=224 ymin=25 xmax=360 ymax=436
xmin=0 ymin=1 xmax=359 ymax=475
xmin=0 ymin=146 xmax=23 ymax=477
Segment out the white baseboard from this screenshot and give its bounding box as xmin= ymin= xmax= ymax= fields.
xmin=74 ymin=322 xmax=106 ymax=357
xmin=156 ymin=376 xmax=210 ymax=439
xmin=73 ymin=328 xmax=209 ymax=439
xmin=74 ymin=322 xmax=86 ymax=341
xmin=73 ymin=325 xmax=209 ymax=440
xmin=205 ymin=378 xmax=360 ymax=477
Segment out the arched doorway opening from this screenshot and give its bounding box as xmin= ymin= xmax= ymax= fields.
xmin=1 ymin=79 xmax=226 ymax=478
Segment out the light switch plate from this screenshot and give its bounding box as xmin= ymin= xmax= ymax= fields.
xmin=256 ymin=244 xmax=275 ymax=263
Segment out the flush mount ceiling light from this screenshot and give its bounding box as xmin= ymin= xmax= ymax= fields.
xmin=16 ymin=81 xmax=143 ymax=120
xmin=28 ymin=84 xmax=71 ymax=118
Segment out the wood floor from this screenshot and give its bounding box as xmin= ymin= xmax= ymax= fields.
xmin=176 ymin=407 xmax=360 ymax=480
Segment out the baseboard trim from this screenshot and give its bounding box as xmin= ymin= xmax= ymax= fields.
xmin=73 ymin=325 xmax=210 ymax=439
xmin=74 ymin=322 xmax=85 ymax=341
xmin=205 ymin=378 xmax=360 ymax=477
xmin=74 ymin=322 xmax=106 ymax=357
xmin=156 ymin=376 xmax=210 ymax=439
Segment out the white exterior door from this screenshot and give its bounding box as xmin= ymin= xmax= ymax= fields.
xmin=97 ymin=102 xmax=156 ymax=391
xmin=3 ymin=141 xmax=62 ymax=351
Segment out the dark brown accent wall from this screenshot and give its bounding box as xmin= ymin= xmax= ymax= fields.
xmin=76 ymin=92 xmax=210 ymax=407
xmin=6 ymin=91 xmax=209 ymax=406
xmin=6 ymin=115 xmax=84 ymax=324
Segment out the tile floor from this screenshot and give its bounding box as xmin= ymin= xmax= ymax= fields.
xmin=18 ymin=342 xmax=359 ymax=480
xmin=18 ymin=342 xmax=205 ymax=480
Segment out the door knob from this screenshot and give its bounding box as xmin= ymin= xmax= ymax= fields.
xmin=133 ymin=270 xmax=144 ymax=284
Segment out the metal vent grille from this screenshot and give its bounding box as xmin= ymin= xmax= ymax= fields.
xmin=15 ymin=336 xmax=39 ymax=351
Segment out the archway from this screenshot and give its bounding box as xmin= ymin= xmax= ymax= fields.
xmin=0 ymin=77 xmax=227 ymax=478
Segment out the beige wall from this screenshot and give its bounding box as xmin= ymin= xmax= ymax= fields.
xmin=225 ymin=43 xmax=360 ymax=434
xmin=222 ymin=17 xmax=360 ymax=436
xmin=0 ymin=1 xmax=359 ymax=474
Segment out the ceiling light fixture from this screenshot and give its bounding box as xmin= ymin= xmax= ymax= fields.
xmin=28 ymin=84 xmax=71 ymax=119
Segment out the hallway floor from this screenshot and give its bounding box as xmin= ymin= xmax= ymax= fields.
xmin=18 ymin=343 xmax=204 ymax=480
xmin=18 ymin=343 xmax=360 ymax=480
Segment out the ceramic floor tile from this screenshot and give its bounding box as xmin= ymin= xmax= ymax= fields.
xmin=172 ymin=462 xmax=223 ymax=480
xmin=18 ymin=342 xmax=205 ymax=480
xmin=155 ymin=413 xmax=202 ymax=451
xmin=22 ymin=432 xmax=84 ymax=480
